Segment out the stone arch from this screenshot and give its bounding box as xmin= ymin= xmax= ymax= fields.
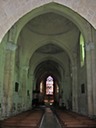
xmin=28 ymin=39 xmax=74 ymax=67
xmin=0 ymin=0 xmax=95 ymax=42
xmin=34 ymin=60 xmax=62 ymax=79
xmin=14 ymin=2 xmax=87 ymax=43
xmin=29 ymin=55 xmax=65 ymax=78
xmin=29 ymin=40 xmax=70 ymax=94
xmin=1 ymin=0 xmax=95 ymax=117
xmin=32 ymin=59 xmax=64 ymax=94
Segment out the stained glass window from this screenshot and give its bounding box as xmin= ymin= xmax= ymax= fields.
xmin=40 ymin=81 xmax=43 ymax=93
xmin=46 ymin=76 xmax=54 ymax=95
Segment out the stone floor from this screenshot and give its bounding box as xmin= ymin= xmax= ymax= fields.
xmin=40 ymin=107 xmax=61 ymax=128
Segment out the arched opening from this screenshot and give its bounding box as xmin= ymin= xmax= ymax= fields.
xmin=0 ymin=2 xmax=96 ymax=120
xmin=38 ymin=75 xmax=59 ymax=106
xmin=46 ymin=76 xmax=54 ymax=95
xmin=32 ymin=59 xmax=64 ymax=108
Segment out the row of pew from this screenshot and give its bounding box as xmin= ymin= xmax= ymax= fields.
xmin=1 ymin=107 xmax=96 ymax=128
xmin=54 ymin=109 xmax=96 ymax=128
xmin=0 ymin=108 xmax=44 ymax=128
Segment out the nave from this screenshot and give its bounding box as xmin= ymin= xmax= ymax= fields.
xmin=0 ymin=107 xmax=96 ymax=128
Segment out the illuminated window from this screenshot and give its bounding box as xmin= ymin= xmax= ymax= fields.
xmin=80 ymin=34 xmax=85 ymax=67
xmin=57 ymin=84 xmax=59 ymax=93
xmin=46 ymin=76 xmax=54 ymax=95
xmin=40 ymin=81 xmax=43 ymax=93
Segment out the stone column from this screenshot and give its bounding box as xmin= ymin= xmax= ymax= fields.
xmin=72 ymin=66 xmax=78 ymax=112
xmin=61 ymin=80 xmax=65 ymax=104
xmin=90 ymin=43 xmax=96 ymax=116
xmin=30 ymin=74 xmax=33 ymax=98
xmin=2 ymin=42 xmax=17 ymax=117
xmin=85 ymin=42 xmax=96 ymax=116
xmin=20 ymin=65 xmax=29 ymax=111
xmin=72 ymin=53 xmax=78 ymax=112
xmin=30 ymin=73 xmax=34 ymax=94
xmin=29 ymin=73 xmax=34 ymax=107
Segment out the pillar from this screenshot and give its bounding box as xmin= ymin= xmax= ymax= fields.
xmin=85 ymin=42 xmax=96 ymax=116
xmin=2 ymin=42 xmax=17 ymax=117
xmin=72 ymin=53 xmax=78 ymax=112
xmin=19 ymin=65 xmax=29 ymax=111
xmin=29 ymin=72 xmax=38 ymax=108
xmin=29 ymin=73 xmax=34 ymax=107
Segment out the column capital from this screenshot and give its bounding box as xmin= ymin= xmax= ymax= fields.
xmin=6 ymin=42 xmax=17 ymax=51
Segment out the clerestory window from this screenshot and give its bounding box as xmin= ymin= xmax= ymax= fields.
xmin=80 ymin=34 xmax=85 ymax=67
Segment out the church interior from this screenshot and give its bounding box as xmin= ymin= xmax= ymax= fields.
xmin=0 ymin=0 xmax=96 ymax=127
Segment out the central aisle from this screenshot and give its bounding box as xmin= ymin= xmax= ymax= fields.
xmin=40 ymin=107 xmax=61 ymax=128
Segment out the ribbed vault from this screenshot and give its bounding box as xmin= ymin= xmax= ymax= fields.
xmin=34 ymin=60 xmax=62 ymax=85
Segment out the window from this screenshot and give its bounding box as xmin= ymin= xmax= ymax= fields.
xmin=57 ymin=84 xmax=59 ymax=93
xmin=46 ymin=76 xmax=54 ymax=95
xmin=15 ymin=82 xmax=19 ymax=92
xmin=40 ymin=81 xmax=43 ymax=93
xmin=27 ymin=90 xmax=30 ymax=96
xmin=81 ymin=84 xmax=85 ymax=94
xmin=80 ymin=34 xmax=85 ymax=67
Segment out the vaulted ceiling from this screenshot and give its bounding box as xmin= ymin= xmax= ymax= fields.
xmin=27 ymin=12 xmax=77 ymax=36
xmin=17 ymin=11 xmax=80 ymax=83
